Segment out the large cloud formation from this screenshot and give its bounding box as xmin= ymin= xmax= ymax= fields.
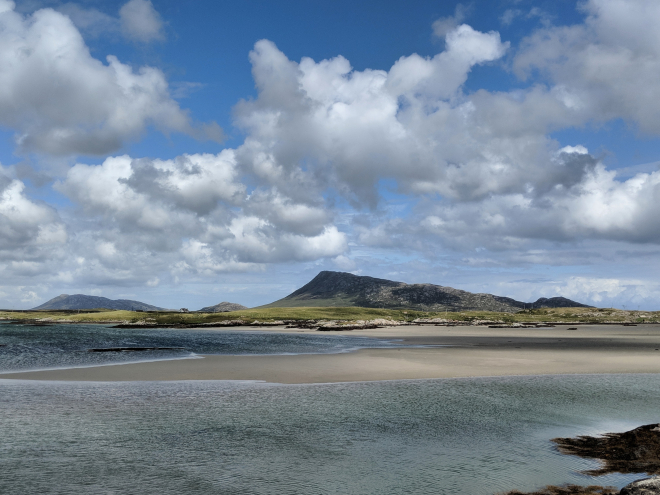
xmin=2 ymin=0 xmax=660 ymax=308
xmin=231 ymin=0 xmax=660 ymax=250
xmin=0 ymin=0 xmax=220 ymax=156
xmin=55 ymin=153 xmax=346 ymax=281
xmin=235 ymin=27 xmax=510 ymax=207
xmin=0 ymin=165 xmax=67 ymax=276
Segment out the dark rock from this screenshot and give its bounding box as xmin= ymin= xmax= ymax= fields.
xmin=112 ymin=320 xmax=253 ymax=329
xmin=620 ymin=477 xmax=660 ymax=494
xmin=552 ymin=424 xmax=660 ymax=476
xmin=8 ymin=321 xmax=53 ymax=326
xmin=500 ymin=485 xmax=617 ymax=494
xmin=88 ymin=347 xmax=185 ymax=352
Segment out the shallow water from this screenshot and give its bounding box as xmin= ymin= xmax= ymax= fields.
xmin=0 ymin=322 xmax=398 ymax=372
xmin=1 ymin=374 xmax=659 ymax=495
xmin=2 ymin=324 xmax=659 ymax=494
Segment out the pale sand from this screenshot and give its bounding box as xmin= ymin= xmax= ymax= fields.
xmin=3 ymin=324 xmax=660 ymax=383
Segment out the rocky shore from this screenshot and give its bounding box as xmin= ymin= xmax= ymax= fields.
xmin=501 ymin=424 xmax=660 ymax=494
xmin=502 ymin=478 xmax=660 ymax=494
xmin=553 ymin=424 xmax=660 ymax=476
xmin=108 ymin=318 xmax=636 ymax=330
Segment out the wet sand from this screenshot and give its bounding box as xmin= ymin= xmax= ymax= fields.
xmin=3 ymin=324 xmax=660 ymax=383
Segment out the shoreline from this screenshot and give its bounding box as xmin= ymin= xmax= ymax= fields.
xmin=1 ymin=319 xmax=656 ymax=327
xmin=3 ymin=324 xmax=660 ymax=383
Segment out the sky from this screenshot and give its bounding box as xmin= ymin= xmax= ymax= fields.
xmin=1 ymin=0 xmax=660 ymax=310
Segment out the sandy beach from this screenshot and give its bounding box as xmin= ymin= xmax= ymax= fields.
xmin=3 ymin=324 xmax=660 ymax=383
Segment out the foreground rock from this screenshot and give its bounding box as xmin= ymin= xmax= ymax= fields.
xmin=552 ymin=424 xmax=660 ymax=476
xmin=501 ymin=485 xmax=617 ymax=494
xmin=87 ymin=347 xmax=185 ymax=352
xmin=500 ymin=425 xmax=660 ymax=495
xmin=113 ymin=319 xmax=253 ymax=328
xmin=620 ymin=477 xmax=660 ymax=494
xmin=499 ymin=478 xmax=660 ymax=495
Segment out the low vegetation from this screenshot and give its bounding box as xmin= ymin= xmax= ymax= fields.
xmin=0 ymin=306 xmax=659 ymax=325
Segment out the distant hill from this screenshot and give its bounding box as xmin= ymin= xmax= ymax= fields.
xmin=262 ymin=271 xmax=591 ymax=313
xmin=32 ymin=294 xmax=164 ymax=311
xmin=198 ymin=302 xmax=248 ymax=312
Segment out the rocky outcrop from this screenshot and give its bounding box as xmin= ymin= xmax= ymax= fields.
xmin=501 ymin=425 xmax=660 ymax=495
xmin=501 ymin=485 xmax=617 ymax=494
xmin=263 ymin=271 xmax=590 ymax=313
xmin=620 ymin=477 xmax=660 ymax=495
xmin=87 ymin=347 xmax=185 ymax=352
xmin=282 ymin=318 xmax=402 ymax=331
xmin=552 ymin=423 xmax=660 ymax=476
xmin=198 ymin=302 xmax=248 ymax=312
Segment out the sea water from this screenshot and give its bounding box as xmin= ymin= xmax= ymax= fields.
xmin=1 ymin=324 xmax=659 ymax=494
xmin=0 ymin=322 xmax=399 ymax=372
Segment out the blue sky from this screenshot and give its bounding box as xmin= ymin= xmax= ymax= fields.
xmin=1 ymin=0 xmax=660 ymax=310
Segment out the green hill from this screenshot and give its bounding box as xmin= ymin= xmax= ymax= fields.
xmin=261 ymin=271 xmax=590 ymax=313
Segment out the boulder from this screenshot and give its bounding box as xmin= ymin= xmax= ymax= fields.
xmin=620 ymin=477 xmax=660 ymax=495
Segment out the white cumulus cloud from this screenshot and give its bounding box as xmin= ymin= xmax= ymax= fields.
xmin=514 ymin=0 xmax=660 ymax=133
xmin=54 ymin=151 xmax=348 ymax=280
xmin=119 ymin=0 xmax=164 ymax=43
xmin=5 ymin=2 xmax=660 ymax=309
xmin=0 ymin=2 xmax=220 ymax=156
xmin=0 ymin=165 xmax=67 ymax=264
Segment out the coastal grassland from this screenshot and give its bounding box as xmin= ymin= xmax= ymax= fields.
xmin=222 ymin=306 xmax=660 ymax=324
xmin=1 ymin=306 xmax=659 ymax=325
xmin=0 ymin=307 xmax=428 ymax=324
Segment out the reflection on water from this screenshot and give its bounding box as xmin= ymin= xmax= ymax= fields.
xmin=0 ymin=323 xmax=399 ymax=372
xmin=1 ymin=374 xmax=659 ymax=495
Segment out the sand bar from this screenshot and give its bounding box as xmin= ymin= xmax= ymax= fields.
xmin=3 ymin=324 xmax=660 ymax=383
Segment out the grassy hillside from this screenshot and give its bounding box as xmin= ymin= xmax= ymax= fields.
xmin=260 ymin=271 xmax=590 ymax=312
xmin=1 ymin=306 xmax=659 ymax=325
xmin=260 ymin=295 xmax=357 ymax=308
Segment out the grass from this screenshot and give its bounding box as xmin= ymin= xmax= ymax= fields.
xmin=1 ymin=306 xmax=660 ymax=325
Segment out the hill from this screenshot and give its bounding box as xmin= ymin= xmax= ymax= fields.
xmin=198 ymin=302 xmax=248 ymax=312
xmin=262 ymin=271 xmax=590 ymax=313
xmin=32 ymin=294 xmax=164 ymax=311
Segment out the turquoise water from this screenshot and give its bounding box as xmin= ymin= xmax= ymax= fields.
xmin=1 ymin=374 xmax=659 ymax=494
xmin=0 ymin=322 xmax=399 ymax=372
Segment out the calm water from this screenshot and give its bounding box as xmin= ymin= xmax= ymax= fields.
xmin=0 ymin=322 xmax=399 ymax=372
xmin=2 ymin=375 xmax=660 ymax=494
xmin=1 ymin=324 xmax=659 ymax=494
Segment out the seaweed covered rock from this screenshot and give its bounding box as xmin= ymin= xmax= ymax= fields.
xmin=620 ymin=477 xmax=660 ymax=495
xmin=501 ymin=485 xmax=618 ymax=494
xmin=552 ymin=424 xmax=660 ymax=476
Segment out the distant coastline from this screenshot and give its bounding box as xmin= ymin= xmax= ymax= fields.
xmin=1 ymin=305 xmax=658 ymax=328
